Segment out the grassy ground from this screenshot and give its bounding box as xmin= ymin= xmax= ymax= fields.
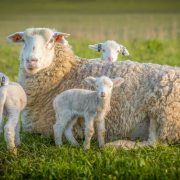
xmin=0 ymin=0 xmax=180 ymax=179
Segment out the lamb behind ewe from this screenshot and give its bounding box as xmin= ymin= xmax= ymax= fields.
xmin=7 ymin=28 xmax=180 ymax=148
xmin=88 ymin=40 xmax=129 ymax=62
xmin=53 ymin=76 xmax=124 ymax=149
xmin=0 ymin=73 xmax=27 ymax=154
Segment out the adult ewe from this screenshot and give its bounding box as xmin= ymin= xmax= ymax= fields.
xmin=7 ymin=28 xmax=180 ymax=147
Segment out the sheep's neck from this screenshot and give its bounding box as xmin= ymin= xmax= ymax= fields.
xmin=97 ymin=92 xmax=112 ymax=113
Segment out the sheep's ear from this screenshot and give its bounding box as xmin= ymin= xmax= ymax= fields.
xmin=88 ymin=43 xmax=103 ymax=52
xmin=84 ymin=76 xmax=96 ymax=86
xmin=7 ymin=32 xmax=24 ymax=43
xmin=112 ymin=77 xmax=124 ymax=87
xmin=53 ymin=32 xmax=70 ymax=43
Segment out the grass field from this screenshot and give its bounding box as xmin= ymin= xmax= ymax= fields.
xmin=0 ymin=0 xmax=180 ymax=179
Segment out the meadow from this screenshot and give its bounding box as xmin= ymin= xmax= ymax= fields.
xmin=0 ymin=0 xmax=180 ymax=179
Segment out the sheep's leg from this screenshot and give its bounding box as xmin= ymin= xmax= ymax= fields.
xmin=148 ymin=118 xmax=158 ymax=145
xmin=83 ymin=115 xmax=95 ymax=150
xmin=4 ymin=110 xmax=20 ymax=154
xmin=105 ymin=140 xmax=150 ymax=149
xmin=0 ymin=92 xmax=6 ymax=134
xmin=15 ymin=120 xmax=21 ymax=147
xmin=64 ymin=117 xmax=79 ymax=146
xmin=96 ymin=119 xmax=106 ymax=148
xmin=22 ymin=110 xmax=33 ymax=132
xmin=53 ymin=112 xmax=70 ymax=145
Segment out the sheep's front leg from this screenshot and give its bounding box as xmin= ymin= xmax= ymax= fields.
xmin=0 ymin=92 xmax=6 ymax=134
xmin=83 ymin=115 xmax=95 ymax=150
xmin=4 ymin=110 xmax=20 ymax=154
xmin=96 ymin=119 xmax=106 ymax=148
xmin=148 ymin=118 xmax=158 ymax=145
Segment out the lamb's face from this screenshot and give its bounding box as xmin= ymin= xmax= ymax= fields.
xmin=0 ymin=72 xmax=9 ymax=86
xmin=89 ymin=40 xmax=129 ymax=63
xmin=95 ymin=77 xmax=113 ymax=99
xmin=85 ymin=76 xmax=124 ymax=99
xmin=7 ymin=28 xmax=70 ymax=74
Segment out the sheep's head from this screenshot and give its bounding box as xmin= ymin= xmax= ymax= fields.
xmin=88 ymin=40 xmax=129 ymax=62
xmin=7 ymin=28 xmax=70 ymax=74
xmin=85 ymin=76 xmax=124 ymax=99
xmin=0 ymin=72 xmax=9 ymax=86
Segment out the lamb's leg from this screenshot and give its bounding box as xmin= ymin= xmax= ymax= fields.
xmin=0 ymin=92 xmax=6 ymax=134
xmin=83 ymin=115 xmax=95 ymax=150
xmin=15 ymin=120 xmax=21 ymax=147
xmin=4 ymin=110 xmax=20 ymax=154
xmin=53 ymin=112 xmax=70 ymax=145
xmin=64 ymin=117 xmax=79 ymax=146
xmin=96 ymin=120 xmax=106 ymax=148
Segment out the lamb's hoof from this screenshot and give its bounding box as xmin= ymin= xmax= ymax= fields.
xmin=83 ymin=144 xmax=90 ymax=151
xmin=8 ymin=148 xmax=17 ymax=156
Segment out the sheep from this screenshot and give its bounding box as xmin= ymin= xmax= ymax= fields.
xmin=0 ymin=72 xmax=9 ymax=86
xmin=53 ymin=76 xmax=124 ymax=149
xmin=7 ymin=28 xmax=180 ymax=148
xmin=88 ymin=40 xmax=129 ymax=62
xmin=0 ymin=74 xmax=27 ymax=154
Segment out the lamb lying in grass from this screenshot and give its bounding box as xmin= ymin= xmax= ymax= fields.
xmin=88 ymin=40 xmax=129 ymax=62
xmin=0 ymin=73 xmax=27 ymax=154
xmin=53 ymin=76 xmax=124 ymax=149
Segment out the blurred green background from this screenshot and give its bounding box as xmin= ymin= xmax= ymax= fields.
xmin=0 ymin=0 xmax=180 ymax=78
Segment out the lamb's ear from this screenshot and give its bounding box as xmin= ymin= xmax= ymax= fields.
xmin=120 ymin=45 xmax=129 ymax=56
xmin=84 ymin=76 xmax=96 ymax=86
xmin=112 ymin=77 xmax=124 ymax=87
xmin=7 ymin=32 xmax=24 ymax=43
xmin=88 ymin=43 xmax=103 ymax=52
xmin=53 ymin=32 xmax=70 ymax=43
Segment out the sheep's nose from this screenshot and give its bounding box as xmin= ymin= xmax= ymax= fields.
xmin=26 ymin=58 xmax=38 ymax=68
xmin=101 ymin=92 xmax=106 ymax=97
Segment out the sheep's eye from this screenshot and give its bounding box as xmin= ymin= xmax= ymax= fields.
xmin=49 ymin=38 xmax=54 ymax=44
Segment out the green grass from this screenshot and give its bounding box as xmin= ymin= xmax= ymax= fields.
xmin=0 ymin=133 xmax=180 ymax=179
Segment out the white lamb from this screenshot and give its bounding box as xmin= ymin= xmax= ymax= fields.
xmin=88 ymin=40 xmax=129 ymax=62
xmin=0 ymin=73 xmax=27 ymax=154
xmin=53 ymin=76 xmax=124 ymax=150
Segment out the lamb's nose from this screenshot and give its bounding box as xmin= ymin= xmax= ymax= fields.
xmin=101 ymin=92 xmax=106 ymax=97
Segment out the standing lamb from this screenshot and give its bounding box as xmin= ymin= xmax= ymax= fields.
xmin=0 ymin=73 xmax=27 ymax=154
xmin=88 ymin=40 xmax=129 ymax=62
xmin=7 ymin=28 xmax=180 ymax=148
xmin=53 ymin=76 xmax=124 ymax=149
